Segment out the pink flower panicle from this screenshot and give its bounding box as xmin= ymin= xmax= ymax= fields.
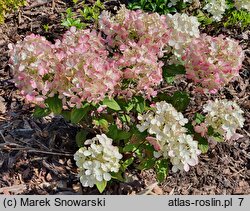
xmin=183 ymin=34 xmax=244 ymax=93
xmin=99 ymin=5 xmax=171 ymax=99
xmin=8 ymin=34 xmax=58 ymax=106
xmin=54 ymin=27 xmax=121 ymax=108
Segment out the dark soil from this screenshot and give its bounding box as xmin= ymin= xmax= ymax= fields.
xmin=0 ymin=0 xmax=249 ymax=195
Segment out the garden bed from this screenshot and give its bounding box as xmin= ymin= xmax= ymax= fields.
xmin=0 ymin=0 xmax=249 ymax=195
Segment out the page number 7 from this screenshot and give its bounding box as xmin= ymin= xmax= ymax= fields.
xmin=238 ymin=198 xmax=244 ymax=206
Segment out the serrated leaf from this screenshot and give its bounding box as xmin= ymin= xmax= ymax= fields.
xmin=125 ymin=101 xmax=134 ymax=112
xmin=121 ymin=157 xmax=134 ymax=171
xmin=162 ymin=64 xmax=185 ymax=80
xmin=76 ymin=130 xmax=88 ymax=148
xmin=61 ymin=110 xmax=71 ymax=121
xmin=194 ymin=113 xmax=206 ymax=124
xmin=153 ymin=92 xmax=172 ymax=103
xmin=171 ymin=91 xmax=190 ymax=111
xmin=45 ymin=95 xmax=62 ymax=114
xmin=103 ymin=97 xmax=121 ymax=111
xmin=184 ymin=122 xmax=195 ymax=134
xmin=207 ymin=126 xmax=214 ymax=136
xmin=117 ymin=130 xmax=132 ymax=141
xmin=165 ymin=76 xmax=175 ymax=84
xmin=111 ymin=172 xmax=124 ymax=182
xmin=212 ymin=132 xmax=224 ymax=142
xmin=33 ymin=106 xmax=51 ymax=118
xmin=134 ymin=96 xmax=145 ymax=113
xmin=197 ymin=137 xmax=209 ymax=154
xmin=123 ymin=144 xmax=138 ymax=152
xmin=137 ymin=158 xmax=155 ymax=170
xmin=120 ymin=114 xmax=131 ymax=123
xmin=70 ymin=103 xmax=90 ymax=124
xmin=155 ymin=159 xmax=168 ymax=183
xmin=98 ymin=118 xmax=109 ymax=132
xmin=96 ymin=180 xmax=107 ymax=193
xmin=107 ymin=124 xmax=118 ymax=140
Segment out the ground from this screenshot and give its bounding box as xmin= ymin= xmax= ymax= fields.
xmin=0 ymin=0 xmax=249 ymax=195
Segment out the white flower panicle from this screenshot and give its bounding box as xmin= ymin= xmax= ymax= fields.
xmin=203 ymin=0 xmax=227 ymax=21
xmin=166 ymin=13 xmax=200 ymax=62
xmin=168 ymin=0 xmax=193 ymax=7
xmin=234 ymin=0 xmax=250 ymax=12
xmin=137 ymin=101 xmax=201 ymax=172
xmin=203 ymin=99 xmax=245 ymax=141
xmin=166 ymin=133 xmax=200 ymax=172
xmin=74 ymin=134 xmax=122 ymax=188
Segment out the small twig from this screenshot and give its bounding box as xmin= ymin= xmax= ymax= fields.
xmin=0 ymin=130 xmax=6 ymax=142
xmin=52 ymin=0 xmax=55 ymax=11
xmin=137 ymin=182 xmax=158 ymax=195
xmin=0 ymin=143 xmax=73 ymax=157
xmin=57 ymin=0 xmax=66 ymax=5
xmin=243 ymin=129 xmax=250 ymax=137
xmin=27 ymin=149 xmax=73 ymax=157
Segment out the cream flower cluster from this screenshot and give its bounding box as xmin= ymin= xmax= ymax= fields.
xmin=234 ymin=0 xmax=250 ymax=12
xmin=203 ymin=0 xmax=227 ymax=21
xmin=74 ymin=134 xmax=122 ymax=188
xmin=137 ymin=101 xmax=201 ymax=172
xmin=203 ymin=99 xmax=245 ymax=141
xmin=166 ymin=13 xmax=200 ymax=61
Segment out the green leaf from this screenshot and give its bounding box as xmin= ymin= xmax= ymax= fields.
xmin=125 ymin=101 xmax=134 ymax=113
xmin=117 ymin=130 xmax=132 ymax=141
xmin=137 ymin=158 xmax=155 ymax=170
xmin=61 ymin=110 xmax=71 ymax=121
xmin=206 ymin=126 xmax=223 ymax=142
xmin=153 ymin=92 xmax=172 ymax=103
xmin=194 ymin=113 xmax=206 ymax=124
xmin=70 ymin=103 xmax=90 ymax=124
xmin=98 ymin=118 xmax=109 ymax=132
xmin=33 ymin=106 xmax=51 ymax=118
xmin=165 ymin=76 xmax=175 ymax=84
xmin=93 ymin=118 xmax=109 ymax=132
xmin=207 ymin=126 xmax=214 ymax=136
xmin=155 ymin=159 xmax=168 ymax=183
xmin=123 ymin=144 xmax=138 ymax=152
xmin=96 ymin=180 xmax=107 ymax=193
xmin=184 ymin=122 xmax=195 ymax=134
xmin=212 ymin=132 xmax=224 ymax=142
xmin=107 ymin=124 xmax=118 ymax=140
xmin=197 ymin=137 xmax=209 ymax=154
xmin=111 ymin=172 xmax=124 ymax=182
xmin=171 ymin=91 xmax=190 ymax=111
xmin=134 ymin=96 xmax=145 ymax=113
xmin=107 ymin=123 xmax=132 ymax=141
xmin=103 ymin=97 xmax=121 ymax=111
xmin=45 ymin=95 xmax=62 ymax=114
xmin=162 ymin=64 xmax=185 ymax=80
xmin=120 ymin=114 xmax=131 ymax=123
xmin=76 ymin=130 xmax=88 ymax=148
xmin=121 ymin=157 xmax=134 ymax=171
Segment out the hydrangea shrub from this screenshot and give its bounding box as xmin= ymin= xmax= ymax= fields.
xmin=8 ymin=5 xmax=245 ymax=192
